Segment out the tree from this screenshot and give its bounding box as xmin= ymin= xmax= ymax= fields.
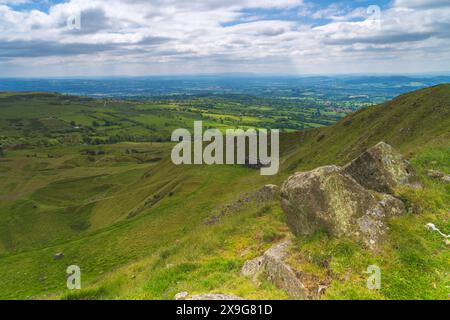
xmin=0 ymin=146 xmax=4 ymax=157
xmin=92 ymin=121 xmax=100 ymax=127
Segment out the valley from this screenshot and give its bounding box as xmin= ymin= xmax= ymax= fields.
xmin=0 ymin=84 xmax=448 ymax=300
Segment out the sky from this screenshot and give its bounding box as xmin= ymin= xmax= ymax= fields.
xmin=0 ymin=0 xmax=449 ymax=76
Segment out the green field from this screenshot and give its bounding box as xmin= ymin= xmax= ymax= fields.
xmin=0 ymin=93 xmax=345 ymax=151
xmin=0 ymin=85 xmax=449 ymax=300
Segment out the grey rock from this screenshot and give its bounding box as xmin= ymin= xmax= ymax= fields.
xmin=241 ymin=239 xmax=308 ymax=299
xmin=281 ymin=165 xmax=379 ymax=238
xmin=189 ymin=294 xmax=244 ymax=300
xmin=254 ymin=184 xmax=281 ymax=202
xmin=241 ymin=256 xmax=265 ymax=277
xmin=281 ymin=165 xmax=406 ymax=248
xmin=263 ymin=240 xmax=308 ymax=299
xmin=427 ymin=170 xmax=450 ymax=183
xmin=174 ymin=292 xmax=189 ymax=300
xmin=344 ymin=142 xmax=421 ymax=194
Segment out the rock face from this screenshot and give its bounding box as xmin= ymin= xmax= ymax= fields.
xmin=344 ymin=142 xmax=421 ymax=193
xmin=427 ymin=170 xmax=450 ymax=183
xmin=241 ymin=239 xmax=308 ymax=299
xmin=281 ymin=164 xmax=407 ymax=248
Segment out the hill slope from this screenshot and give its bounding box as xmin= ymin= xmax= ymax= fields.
xmin=280 ymin=84 xmax=450 ymax=174
xmin=0 ymin=85 xmax=448 ymax=300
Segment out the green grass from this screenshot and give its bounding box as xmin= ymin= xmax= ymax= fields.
xmin=0 ymin=85 xmax=449 ymax=300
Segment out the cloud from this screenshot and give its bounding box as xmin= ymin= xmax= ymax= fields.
xmin=0 ymin=39 xmax=118 ymax=57
xmin=394 ymin=0 xmax=450 ymax=9
xmin=0 ymin=0 xmax=448 ymax=75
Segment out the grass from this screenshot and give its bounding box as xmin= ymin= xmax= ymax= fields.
xmin=0 ymin=85 xmax=449 ymax=300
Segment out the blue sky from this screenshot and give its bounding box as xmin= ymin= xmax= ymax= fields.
xmin=0 ymin=0 xmax=449 ymax=76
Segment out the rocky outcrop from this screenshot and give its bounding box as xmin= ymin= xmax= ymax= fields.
xmin=280 ymin=144 xmax=411 ymax=248
xmin=175 ymin=292 xmax=243 ymax=300
xmin=205 ymin=185 xmax=280 ymax=225
xmin=344 ymin=142 xmax=421 ymax=193
xmin=241 ymin=256 xmax=265 ymax=278
xmin=254 ymin=184 xmax=281 ymax=202
xmin=263 ymin=240 xmax=307 ymax=299
xmin=241 ymin=239 xmax=308 ymax=299
xmin=281 ymin=166 xmax=389 ymax=241
xmin=427 ymin=170 xmax=450 ymax=183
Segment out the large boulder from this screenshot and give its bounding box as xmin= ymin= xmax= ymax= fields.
xmin=281 ymin=165 xmax=406 ymax=248
xmin=281 ymin=166 xmax=377 ymax=237
xmin=344 ymin=142 xmax=421 ymax=193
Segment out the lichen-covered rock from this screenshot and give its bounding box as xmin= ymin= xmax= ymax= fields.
xmin=356 ymin=197 xmax=404 ymax=248
xmin=254 ymin=184 xmax=281 ymax=202
xmin=263 ymin=240 xmax=307 ymax=299
xmin=175 ymin=292 xmax=243 ymax=300
xmin=241 ymin=256 xmax=265 ymax=277
xmin=241 ymin=239 xmax=308 ymax=299
xmin=189 ymin=294 xmax=244 ymax=300
xmin=281 ymin=165 xmax=379 ymax=238
xmin=344 ymin=142 xmax=421 ymax=193
xmin=281 ymin=165 xmax=406 ymax=248
xmin=377 ymin=193 xmax=407 ymax=217
xmin=427 ymin=170 xmax=450 ymax=183
xmin=174 ymin=292 xmax=189 ymax=300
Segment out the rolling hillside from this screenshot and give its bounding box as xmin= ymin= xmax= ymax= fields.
xmin=0 ymin=85 xmax=448 ymax=300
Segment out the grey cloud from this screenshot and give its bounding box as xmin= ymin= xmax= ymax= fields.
xmin=324 ymin=31 xmax=436 ymax=45
xmin=66 ymin=7 xmax=111 ymax=35
xmin=395 ymin=0 xmax=450 ymax=9
xmin=137 ymin=36 xmax=173 ymax=46
xmin=256 ymin=27 xmax=286 ymax=37
xmin=0 ymin=40 xmax=118 ymax=58
xmin=0 ymin=36 xmax=173 ymax=60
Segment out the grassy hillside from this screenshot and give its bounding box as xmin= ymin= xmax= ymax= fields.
xmin=0 ymin=85 xmax=448 ymax=300
xmin=280 ymin=84 xmax=450 ymax=172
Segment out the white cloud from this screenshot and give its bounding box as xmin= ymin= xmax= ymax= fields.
xmin=0 ymin=0 xmax=448 ymax=76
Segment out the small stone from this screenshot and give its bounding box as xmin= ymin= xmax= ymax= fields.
xmin=53 ymin=252 xmax=64 ymax=260
xmin=318 ymin=285 xmax=328 ymax=296
xmin=427 ymin=170 xmax=450 ymax=183
xmin=189 ymin=294 xmax=243 ymax=300
xmin=174 ymin=292 xmax=189 ymax=300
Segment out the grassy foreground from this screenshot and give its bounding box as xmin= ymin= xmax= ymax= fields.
xmin=0 ymin=85 xmax=449 ymax=300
